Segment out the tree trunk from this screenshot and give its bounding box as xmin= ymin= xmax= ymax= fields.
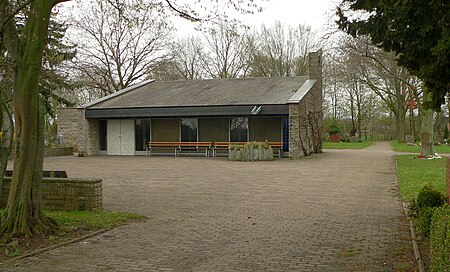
xmin=420 ymin=88 xmax=434 ymax=157
xmin=0 ymin=97 xmax=13 ymax=194
xmin=434 ymin=111 xmax=443 ymax=143
xmin=1 ymin=0 xmax=58 ymax=238
xmin=350 ymin=93 xmax=356 ymax=136
xmin=395 ymin=111 xmax=406 ymax=142
xmin=409 ymin=108 xmax=415 ymax=139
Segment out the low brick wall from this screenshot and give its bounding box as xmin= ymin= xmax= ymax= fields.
xmin=446 ymin=157 xmax=450 ymax=204
xmin=1 ymin=177 xmax=102 ymax=211
xmin=44 ymin=147 xmax=74 ymax=157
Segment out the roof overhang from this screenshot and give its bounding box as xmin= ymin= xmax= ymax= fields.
xmin=287 ymin=79 xmax=317 ymax=104
xmin=85 ymin=104 xmax=289 ymax=119
xmin=78 ymin=80 xmax=155 ymax=109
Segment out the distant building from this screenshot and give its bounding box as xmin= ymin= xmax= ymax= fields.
xmin=58 ymin=50 xmax=323 ymax=158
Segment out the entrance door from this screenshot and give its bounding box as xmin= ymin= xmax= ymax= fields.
xmin=107 ymin=119 xmax=135 ymax=155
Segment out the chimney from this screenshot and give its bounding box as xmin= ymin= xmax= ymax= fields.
xmin=308 ymin=49 xmax=322 ymax=80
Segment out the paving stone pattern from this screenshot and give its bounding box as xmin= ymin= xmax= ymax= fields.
xmin=2 ymin=142 xmax=415 ymax=271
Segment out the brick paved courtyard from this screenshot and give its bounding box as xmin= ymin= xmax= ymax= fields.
xmin=2 ymin=142 xmax=415 ymax=271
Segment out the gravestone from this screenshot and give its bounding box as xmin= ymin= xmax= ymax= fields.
xmin=350 ymin=136 xmax=359 ymax=143
xmin=329 ymin=134 xmax=341 ymax=142
xmin=405 ymin=135 xmax=415 ymax=146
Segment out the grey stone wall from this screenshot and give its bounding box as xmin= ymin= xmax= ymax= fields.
xmin=288 ymin=103 xmax=301 ymax=158
xmin=289 ymin=49 xmax=323 ymax=159
xmin=44 ymin=147 xmax=74 ymax=157
xmin=1 ymin=177 xmax=103 ymax=211
xmin=57 ymin=108 xmax=79 ymax=151
xmin=77 ymin=109 xmax=100 ymax=156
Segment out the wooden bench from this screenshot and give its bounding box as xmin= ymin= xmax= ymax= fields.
xmin=212 ymin=142 xmax=283 ymax=158
xmin=266 ymin=142 xmax=283 ymax=158
xmin=147 ymin=142 xmax=212 ymax=157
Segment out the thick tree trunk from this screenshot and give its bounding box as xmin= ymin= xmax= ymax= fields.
xmin=1 ymin=0 xmax=58 ymax=237
xmin=409 ymin=108 xmax=416 ymax=139
xmin=0 ymin=98 xmax=13 ymax=194
xmin=420 ymin=89 xmax=435 ymax=157
xmin=395 ymin=111 xmax=406 ymax=142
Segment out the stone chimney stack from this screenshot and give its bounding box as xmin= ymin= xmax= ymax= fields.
xmin=308 ymin=49 xmax=322 ymax=81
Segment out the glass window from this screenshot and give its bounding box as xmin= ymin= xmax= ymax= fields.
xmin=181 ymin=118 xmax=197 ymax=142
xmin=135 ymin=119 xmax=151 ymax=151
xmin=99 ymin=120 xmax=107 ymax=151
xmin=230 ymin=117 xmax=248 ymax=142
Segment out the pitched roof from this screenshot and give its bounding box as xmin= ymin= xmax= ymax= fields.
xmin=87 ymin=77 xmax=310 ymax=109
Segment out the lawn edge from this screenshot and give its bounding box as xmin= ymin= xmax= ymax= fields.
xmin=0 ymin=220 xmax=139 ymax=266
xmin=393 ymin=155 xmax=425 ymax=272
xmin=0 ymin=228 xmax=108 ymax=266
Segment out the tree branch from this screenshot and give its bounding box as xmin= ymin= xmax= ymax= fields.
xmin=164 ymin=0 xmax=201 ymax=22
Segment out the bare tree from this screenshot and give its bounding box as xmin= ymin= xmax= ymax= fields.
xmin=345 ymin=36 xmax=418 ymax=142
xmin=71 ymin=0 xmax=173 ymax=95
xmin=169 ymin=35 xmax=205 ymax=80
xmin=247 ymin=22 xmax=320 ymax=77
xmin=200 ymin=23 xmax=250 ymax=78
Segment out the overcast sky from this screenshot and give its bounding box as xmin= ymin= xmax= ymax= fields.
xmin=173 ymin=0 xmax=341 ymax=36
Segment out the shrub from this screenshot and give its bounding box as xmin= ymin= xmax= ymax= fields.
xmin=413 ymin=185 xmax=446 ymax=237
xmin=418 ymin=207 xmax=435 ymax=237
xmin=417 ymin=185 xmax=446 ymax=209
xmin=325 ymin=120 xmax=341 ymax=136
xmin=430 ymin=205 xmax=450 ymax=272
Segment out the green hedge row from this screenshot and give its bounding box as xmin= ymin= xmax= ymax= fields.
xmin=408 ymin=185 xmax=449 ymax=271
xmin=430 ymin=205 xmax=450 ymax=272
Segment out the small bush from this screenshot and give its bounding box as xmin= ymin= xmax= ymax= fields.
xmin=325 ymin=119 xmax=341 ymax=136
xmin=417 ymin=185 xmax=446 ymax=209
xmin=417 ymin=207 xmax=435 ymax=237
xmin=412 ymin=185 xmax=447 ymax=237
xmin=430 ymin=205 xmax=450 ymax=272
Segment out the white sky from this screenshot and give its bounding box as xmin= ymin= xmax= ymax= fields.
xmin=173 ymin=0 xmax=341 ymax=36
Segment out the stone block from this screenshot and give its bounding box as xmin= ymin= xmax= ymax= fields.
xmin=57 ymin=187 xmax=72 ymax=196
xmin=72 ymin=188 xmax=89 ymax=196
xmin=43 ymin=195 xmax=66 ymax=201
xmin=350 ymin=136 xmax=359 ymax=143
xmin=405 ymin=135 xmax=414 ymax=143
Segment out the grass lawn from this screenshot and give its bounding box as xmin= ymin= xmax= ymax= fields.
xmin=395 ymin=155 xmax=446 ymax=202
xmin=323 ymin=141 xmax=373 ymax=149
xmin=391 ymin=141 xmax=450 ymax=154
xmin=46 ymin=209 xmax=146 ymax=230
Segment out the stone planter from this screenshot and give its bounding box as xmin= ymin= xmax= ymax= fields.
xmin=229 ymin=142 xmax=274 ymax=161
